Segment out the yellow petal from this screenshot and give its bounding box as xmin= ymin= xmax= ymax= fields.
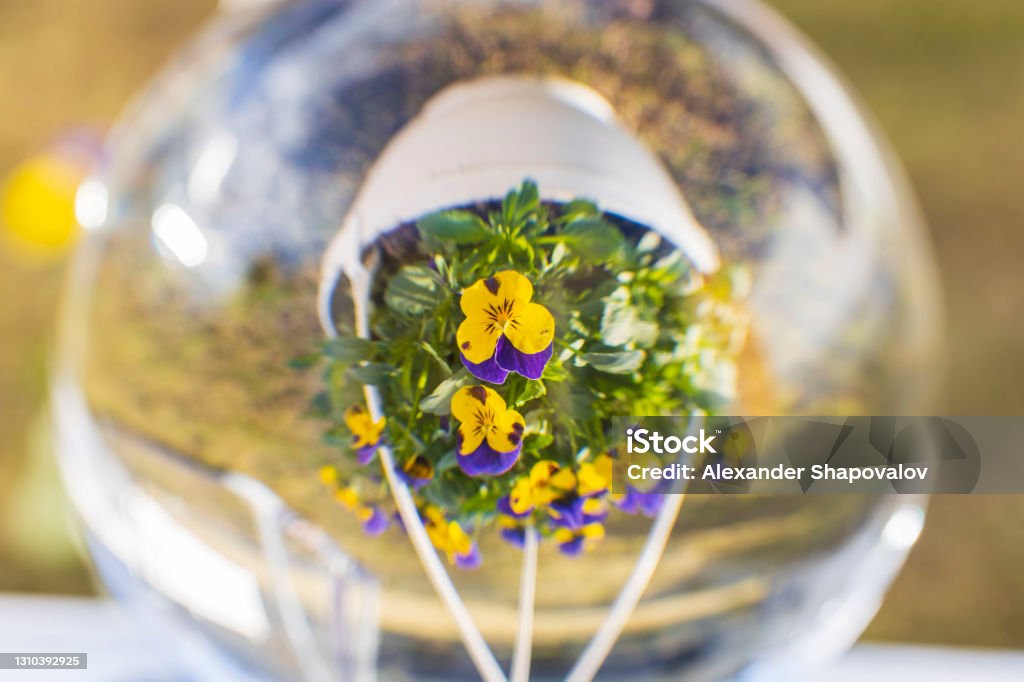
xmin=510 ymin=478 xmax=535 ymax=514
xmin=547 ymin=468 xmax=578 ymax=497
xmin=460 ymin=271 xmax=533 ymax=318
xmin=451 ymin=385 xmax=497 ymax=423
xmin=457 ymin=422 xmax=485 ymax=455
xmin=344 ymin=405 xmax=385 ymax=446
xmin=448 ymin=521 xmax=474 ymax=556
xmin=594 ymin=454 xmax=615 ymax=486
xmin=582 ymin=523 xmax=605 ymax=540
xmin=343 ymin=404 xmax=370 ymax=432
xmin=318 ymin=466 xmax=339 ymax=487
xmin=577 ymin=462 xmax=609 ymax=497
xmin=530 ymin=461 xmax=560 ymax=488
xmin=452 ymin=386 xmax=512 ymax=454
xmin=335 ymin=487 xmax=359 ymax=510
xmin=554 ymin=528 xmax=574 ymax=544
xmin=456 ymin=316 xmax=502 ymax=363
xmin=486 ymin=408 xmax=525 ymax=453
xmin=403 ymin=455 xmax=434 ymax=480
xmin=504 ymin=302 xmax=555 ymax=354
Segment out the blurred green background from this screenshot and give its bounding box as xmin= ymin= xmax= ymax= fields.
xmin=0 ymin=0 xmax=1022 ymax=648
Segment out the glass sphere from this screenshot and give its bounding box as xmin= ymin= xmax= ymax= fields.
xmin=55 ymin=1 xmax=940 ymax=680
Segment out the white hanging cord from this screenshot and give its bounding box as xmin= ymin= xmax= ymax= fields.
xmin=565 ymin=413 xmax=703 ymax=682
xmin=347 ymin=264 xmax=507 ymax=682
xmin=510 ymin=526 xmax=539 ymax=682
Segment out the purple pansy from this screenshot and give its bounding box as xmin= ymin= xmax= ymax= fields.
xmin=450 ymin=385 xmax=525 ymax=477
xmin=456 ymin=271 xmax=555 ymax=384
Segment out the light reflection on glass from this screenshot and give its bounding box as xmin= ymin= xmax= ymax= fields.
xmin=188 ymin=132 xmax=238 ymax=206
xmin=74 ymin=177 xmax=108 ymax=229
xmin=152 ymin=203 xmax=208 ymax=268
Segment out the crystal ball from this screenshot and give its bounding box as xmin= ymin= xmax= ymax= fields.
xmin=56 ymin=1 xmax=940 ymax=680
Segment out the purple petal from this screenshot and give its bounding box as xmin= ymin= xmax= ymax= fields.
xmin=356 ymin=443 xmax=378 ymax=465
xmin=494 ymin=337 xmax=553 ymax=380
xmin=362 ymin=508 xmax=390 ymax=536
xmin=500 ymin=526 xmax=526 ymax=549
xmin=558 ymin=535 xmax=586 ymax=556
xmin=461 ymin=352 xmax=509 ymax=384
xmin=549 ymin=496 xmax=586 ymax=530
xmin=458 ymin=439 xmax=522 ymax=477
xmin=615 ymin=486 xmax=665 ymax=518
xmin=455 ymin=544 xmax=482 ymax=569
xmin=498 ymin=495 xmax=531 ymax=519
xmin=395 ymin=466 xmax=431 ymax=490
xmin=635 ymin=492 xmax=665 ymax=517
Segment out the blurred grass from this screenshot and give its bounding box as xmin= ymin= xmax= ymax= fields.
xmin=0 ymin=0 xmax=216 ymax=592
xmin=0 ymin=0 xmax=1022 ymax=648
xmin=771 ymin=0 xmax=1024 ymax=647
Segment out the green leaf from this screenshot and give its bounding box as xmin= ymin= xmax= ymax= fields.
xmin=417 ymin=210 xmax=492 ymax=244
xmin=540 ymin=359 xmax=569 ymax=383
xmin=323 ymin=337 xmax=375 ymax=363
xmin=435 ymin=450 xmax=460 ymax=473
xmin=503 ymin=179 xmax=540 ymax=227
xmin=322 ymin=424 xmax=351 ymax=447
xmin=513 ymin=379 xmax=547 ymax=407
xmin=385 ymin=265 xmax=446 ymax=317
xmin=419 ymin=341 xmax=453 ymax=376
xmin=600 ymin=287 xmax=659 ymax=347
xmin=557 ymin=218 xmax=625 ymax=260
xmin=419 ymin=368 xmax=474 ymax=415
xmin=580 ymin=350 xmax=646 ymax=374
xmin=560 ymin=198 xmax=600 ymax=222
xmin=289 ymin=352 xmax=321 ymax=369
xmin=348 ymin=363 xmax=397 ymax=386
xmin=307 ymin=391 xmax=332 ymax=418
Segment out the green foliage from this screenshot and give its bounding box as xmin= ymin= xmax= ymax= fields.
xmin=308 ymin=178 xmax=748 ymax=546
xmin=417 ymin=210 xmax=492 ymax=244
xmin=384 ymin=266 xmax=446 ymax=316
xmin=419 ymin=369 xmax=474 ymax=415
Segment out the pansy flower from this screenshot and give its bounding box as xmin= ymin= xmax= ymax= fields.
xmin=451 ymin=385 xmax=525 ymax=476
xmin=613 ymin=483 xmax=667 ymax=518
xmin=457 ymin=271 xmax=555 ymax=384
xmin=497 ymin=516 xmax=527 ymax=549
xmin=508 ymin=460 xmax=577 ymax=515
xmin=318 ymin=465 xmax=340 ymax=488
xmin=555 ymin=523 xmax=605 ymax=556
xmin=423 ymin=506 xmax=481 ymax=569
xmin=327 ymin=482 xmax=391 ymax=537
xmin=577 ymin=455 xmax=614 ymax=497
xmin=549 ymin=496 xmax=609 ymax=531
xmin=356 ymin=505 xmax=390 ymax=536
xmin=343 ymin=404 xmax=386 ymax=465
xmin=496 ymin=495 xmax=530 ymax=549
xmin=508 ymin=458 xmax=611 ymax=530
xmin=396 ymin=454 xmax=434 ymax=490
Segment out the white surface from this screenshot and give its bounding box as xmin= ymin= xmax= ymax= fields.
xmin=1 ymin=595 xmax=1023 ymax=681
xmin=0 ymin=595 xmax=179 ymax=681
xmin=318 ymin=75 xmax=720 ymax=332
